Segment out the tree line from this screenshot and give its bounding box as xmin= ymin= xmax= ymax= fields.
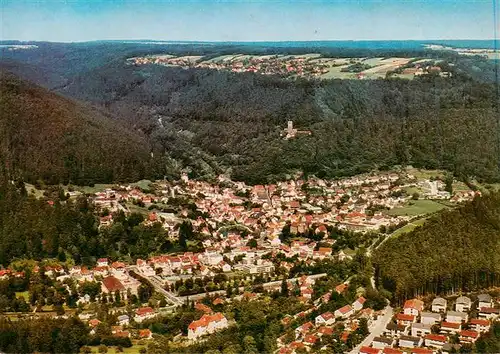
xmin=373 ymin=193 xmax=500 ymax=303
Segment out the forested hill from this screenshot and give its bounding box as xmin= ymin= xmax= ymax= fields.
xmin=1 ymin=42 xmax=500 ymax=184
xmin=0 ymin=73 xmax=169 ymax=185
xmin=373 ymin=193 xmax=500 ymax=303
xmin=58 ymin=61 xmax=500 ymax=184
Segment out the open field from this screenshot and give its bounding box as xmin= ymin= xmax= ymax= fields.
xmin=386 ymin=199 xmax=449 ymax=217
xmin=405 ymin=167 xmax=444 ymax=179
xmin=321 ymin=65 xmax=355 ymax=79
xmin=76 ymin=184 xmax=115 ymax=194
xmin=391 ymin=218 xmax=427 ymax=237
xmin=131 ymin=179 xmax=153 ymax=190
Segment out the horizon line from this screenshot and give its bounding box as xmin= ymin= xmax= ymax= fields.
xmin=1 ymin=38 xmax=499 ymax=44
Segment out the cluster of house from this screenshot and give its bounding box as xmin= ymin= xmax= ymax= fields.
xmin=399 ymin=64 xmax=452 ymax=78
xmin=360 ymin=294 xmax=500 ymax=354
xmin=87 ymin=316 xmax=154 ymax=340
xmin=128 ymin=54 xmax=330 ymax=78
xmin=275 ymin=279 xmax=377 ymax=353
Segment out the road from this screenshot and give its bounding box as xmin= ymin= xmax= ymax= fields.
xmin=179 ymin=273 xmax=328 ymax=302
xmin=131 ymin=265 xmax=327 ymax=305
xmin=129 ymin=266 xmax=184 ymax=306
xmin=349 ymin=304 xmax=393 ymax=354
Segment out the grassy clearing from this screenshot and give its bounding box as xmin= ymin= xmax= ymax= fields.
xmin=403 ymin=186 xmax=422 ymax=195
xmin=131 ymin=180 xmax=152 ymax=190
xmin=452 ymin=182 xmax=471 ymax=192
xmin=76 ymin=184 xmax=115 ymax=194
xmin=15 ymin=291 xmax=29 ymax=301
xmin=391 ymin=218 xmax=427 ymax=237
xmin=405 ymin=167 xmax=444 ymax=180
xmin=387 ymin=199 xmax=449 ymax=217
xmin=321 ymin=66 xmax=354 ymax=79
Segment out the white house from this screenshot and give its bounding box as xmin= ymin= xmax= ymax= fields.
xmin=352 ymin=296 xmax=366 ymax=311
xmin=188 ymin=313 xmax=229 ymax=340
xmin=421 ymin=312 xmax=441 ymax=325
xmin=470 ymin=318 xmax=491 ymax=333
xmin=446 ymin=311 xmax=468 ymax=324
xmin=398 ymin=335 xmax=422 ymax=348
xmin=455 ymin=296 xmax=472 ymax=312
xmin=334 ymin=305 xmax=354 ymax=319
xmin=440 ymin=321 xmax=461 ymax=334
xmin=315 ymin=312 xmax=335 ymax=326
xmin=371 ymin=336 xmax=394 ymax=349
xmin=403 ymin=299 xmax=424 ymax=316
xmin=431 ymin=297 xmax=447 ymax=313
xmin=118 ymin=314 xmax=130 ymax=326
xmin=459 ymin=330 xmax=479 ymax=344
xmin=135 ymin=307 xmax=156 ymax=323
xmin=411 ymin=323 xmax=432 ymax=337
xmin=477 ymin=294 xmax=493 ymax=309
xmin=424 ymin=334 xmax=448 ymax=348
xmin=385 ymin=322 xmax=408 ymax=337
xmin=97 ymin=258 xmax=109 ymax=267
xmin=479 ymin=307 xmax=500 ymax=320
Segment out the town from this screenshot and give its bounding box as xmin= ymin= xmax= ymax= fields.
xmin=0 ymin=168 xmax=489 ymax=353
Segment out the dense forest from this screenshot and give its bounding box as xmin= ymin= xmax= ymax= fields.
xmin=0 ymin=73 xmax=180 ymax=185
xmin=373 ymin=193 xmax=500 ymax=303
xmin=0 ymin=172 xmax=191 ymax=266
xmin=1 ymin=42 xmax=499 ymax=185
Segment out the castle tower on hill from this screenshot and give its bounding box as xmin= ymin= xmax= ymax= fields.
xmin=283 ymin=120 xmax=311 ymax=140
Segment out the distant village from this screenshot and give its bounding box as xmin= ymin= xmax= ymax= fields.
xmin=127 ymin=54 xmax=452 ymax=80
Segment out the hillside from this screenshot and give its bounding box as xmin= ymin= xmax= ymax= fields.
xmin=0 ymin=72 xmax=158 ymax=185
xmin=58 ymin=61 xmax=500 ymax=184
xmin=373 ymin=193 xmax=500 ymax=303
xmin=2 ymin=42 xmax=499 ymax=184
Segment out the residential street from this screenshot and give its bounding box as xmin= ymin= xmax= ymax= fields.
xmin=349 ymin=305 xmax=394 ymax=354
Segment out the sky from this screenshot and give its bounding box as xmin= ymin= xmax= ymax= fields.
xmin=0 ymin=0 xmax=498 ymax=42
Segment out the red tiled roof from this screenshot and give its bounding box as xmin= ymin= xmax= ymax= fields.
xmin=480 ymin=307 xmax=500 ymax=314
xmin=360 ymin=346 xmax=381 ymax=354
xmin=335 ymin=283 xmax=348 ymax=293
xmin=139 ymin=329 xmax=152 ymax=338
xmin=425 ymin=334 xmax=447 ymax=342
xmin=470 ymin=318 xmax=490 ymax=326
xmin=337 ymin=305 xmax=353 ymax=314
xmin=397 ymin=313 xmax=415 ymax=322
xmin=441 ymin=321 xmax=461 ymax=329
xmin=317 ymin=326 xmax=334 ymax=335
xmin=304 ymin=334 xmax=319 ymax=344
xmin=403 ymin=299 xmax=424 ymax=311
xmin=136 ymin=307 xmax=154 ymax=316
xmin=188 ymin=313 xmax=226 ymax=331
xmin=195 ymin=303 xmax=213 ymax=313
xmin=320 ymin=312 xmax=334 ymax=320
xmin=356 ymin=296 xmax=366 ymax=304
xmin=460 ymin=330 xmax=479 ymax=338
xmin=383 ymin=348 xmax=403 ymax=354
xmin=411 ymin=349 xmax=433 ymax=354
xmin=102 ymin=276 xmax=125 ymax=292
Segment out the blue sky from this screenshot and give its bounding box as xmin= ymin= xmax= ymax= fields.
xmin=0 ymin=0 xmax=498 ymax=42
